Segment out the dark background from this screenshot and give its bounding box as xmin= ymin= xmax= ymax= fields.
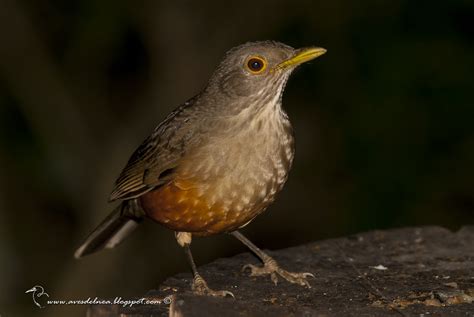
xmin=0 ymin=0 xmax=472 ymax=316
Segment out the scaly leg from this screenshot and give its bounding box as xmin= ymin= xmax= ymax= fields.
xmin=231 ymin=231 xmax=314 ymax=288
xmin=176 ymin=232 xmax=234 ymax=297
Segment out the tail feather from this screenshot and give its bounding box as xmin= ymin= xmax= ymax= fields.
xmin=74 ymin=200 xmax=144 ymax=259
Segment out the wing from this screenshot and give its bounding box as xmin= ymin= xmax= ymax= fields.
xmin=109 ymin=98 xmax=197 ymax=201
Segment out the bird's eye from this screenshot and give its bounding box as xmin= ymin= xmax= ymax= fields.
xmin=246 ymin=56 xmax=267 ymax=74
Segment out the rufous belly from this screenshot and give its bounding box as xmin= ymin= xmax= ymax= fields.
xmin=139 ymin=178 xmax=267 ymax=235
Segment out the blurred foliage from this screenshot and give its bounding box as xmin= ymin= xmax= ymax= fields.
xmin=0 ymin=0 xmax=472 ymax=316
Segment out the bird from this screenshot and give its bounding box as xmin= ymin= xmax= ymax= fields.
xmin=74 ymin=41 xmax=326 ymax=297
xmin=25 ymin=285 xmax=49 ymax=308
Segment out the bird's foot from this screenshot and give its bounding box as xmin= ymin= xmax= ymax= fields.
xmin=192 ymin=274 xmax=234 ymax=298
xmin=243 ymin=256 xmax=314 ymax=288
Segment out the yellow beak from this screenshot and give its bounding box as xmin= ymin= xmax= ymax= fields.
xmin=276 ymin=47 xmax=327 ymax=70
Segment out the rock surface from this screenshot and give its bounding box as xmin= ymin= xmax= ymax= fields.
xmin=88 ymin=226 xmax=474 ymax=316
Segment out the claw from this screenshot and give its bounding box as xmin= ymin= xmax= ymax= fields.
xmin=270 ymin=272 xmax=278 ymax=285
xmin=221 ymin=290 xmax=235 ymax=298
xmin=242 ymin=264 xmax=253 ymax=273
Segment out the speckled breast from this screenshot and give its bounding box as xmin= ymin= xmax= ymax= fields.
xmin=140 ymin=104 xmax=294 ymax=235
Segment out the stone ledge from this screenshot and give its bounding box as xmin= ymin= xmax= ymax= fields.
xmin=87 ymin=226 xmax=474 ymax=316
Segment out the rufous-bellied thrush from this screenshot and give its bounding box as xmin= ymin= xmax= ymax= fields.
xmin=75 ymin=41 xmax=326 ymax=296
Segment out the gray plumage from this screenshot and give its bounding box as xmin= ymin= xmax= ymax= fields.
xmin=75 ymin=41 xmax=326 ymax=258
xmin=110 ymin=41 xmax=296 ymax=201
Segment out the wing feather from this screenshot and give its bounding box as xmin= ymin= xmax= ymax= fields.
xmin=109 ymin=98 xmax=197 ymax=201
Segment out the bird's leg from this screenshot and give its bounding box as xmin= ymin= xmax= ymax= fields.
xmin=231 ymin=231 xmax=314 ymax=288
xmin=176 ymin=232 xmax=234 ymax=297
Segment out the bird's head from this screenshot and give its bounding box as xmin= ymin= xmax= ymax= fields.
xmin=25 ymin=286 xmax=39 ymax=294
xmin=25 ymin=285 xmax=46 ymax=295
xmin=205 ymin=41 xmax=326 ymax=103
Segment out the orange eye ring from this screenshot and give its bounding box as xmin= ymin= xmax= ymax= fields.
xmin=245 ymin=56 xmax=267 ymax=74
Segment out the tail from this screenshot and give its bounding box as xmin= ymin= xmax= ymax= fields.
xmin=74 ymin=200 xmax=144 ymax=259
